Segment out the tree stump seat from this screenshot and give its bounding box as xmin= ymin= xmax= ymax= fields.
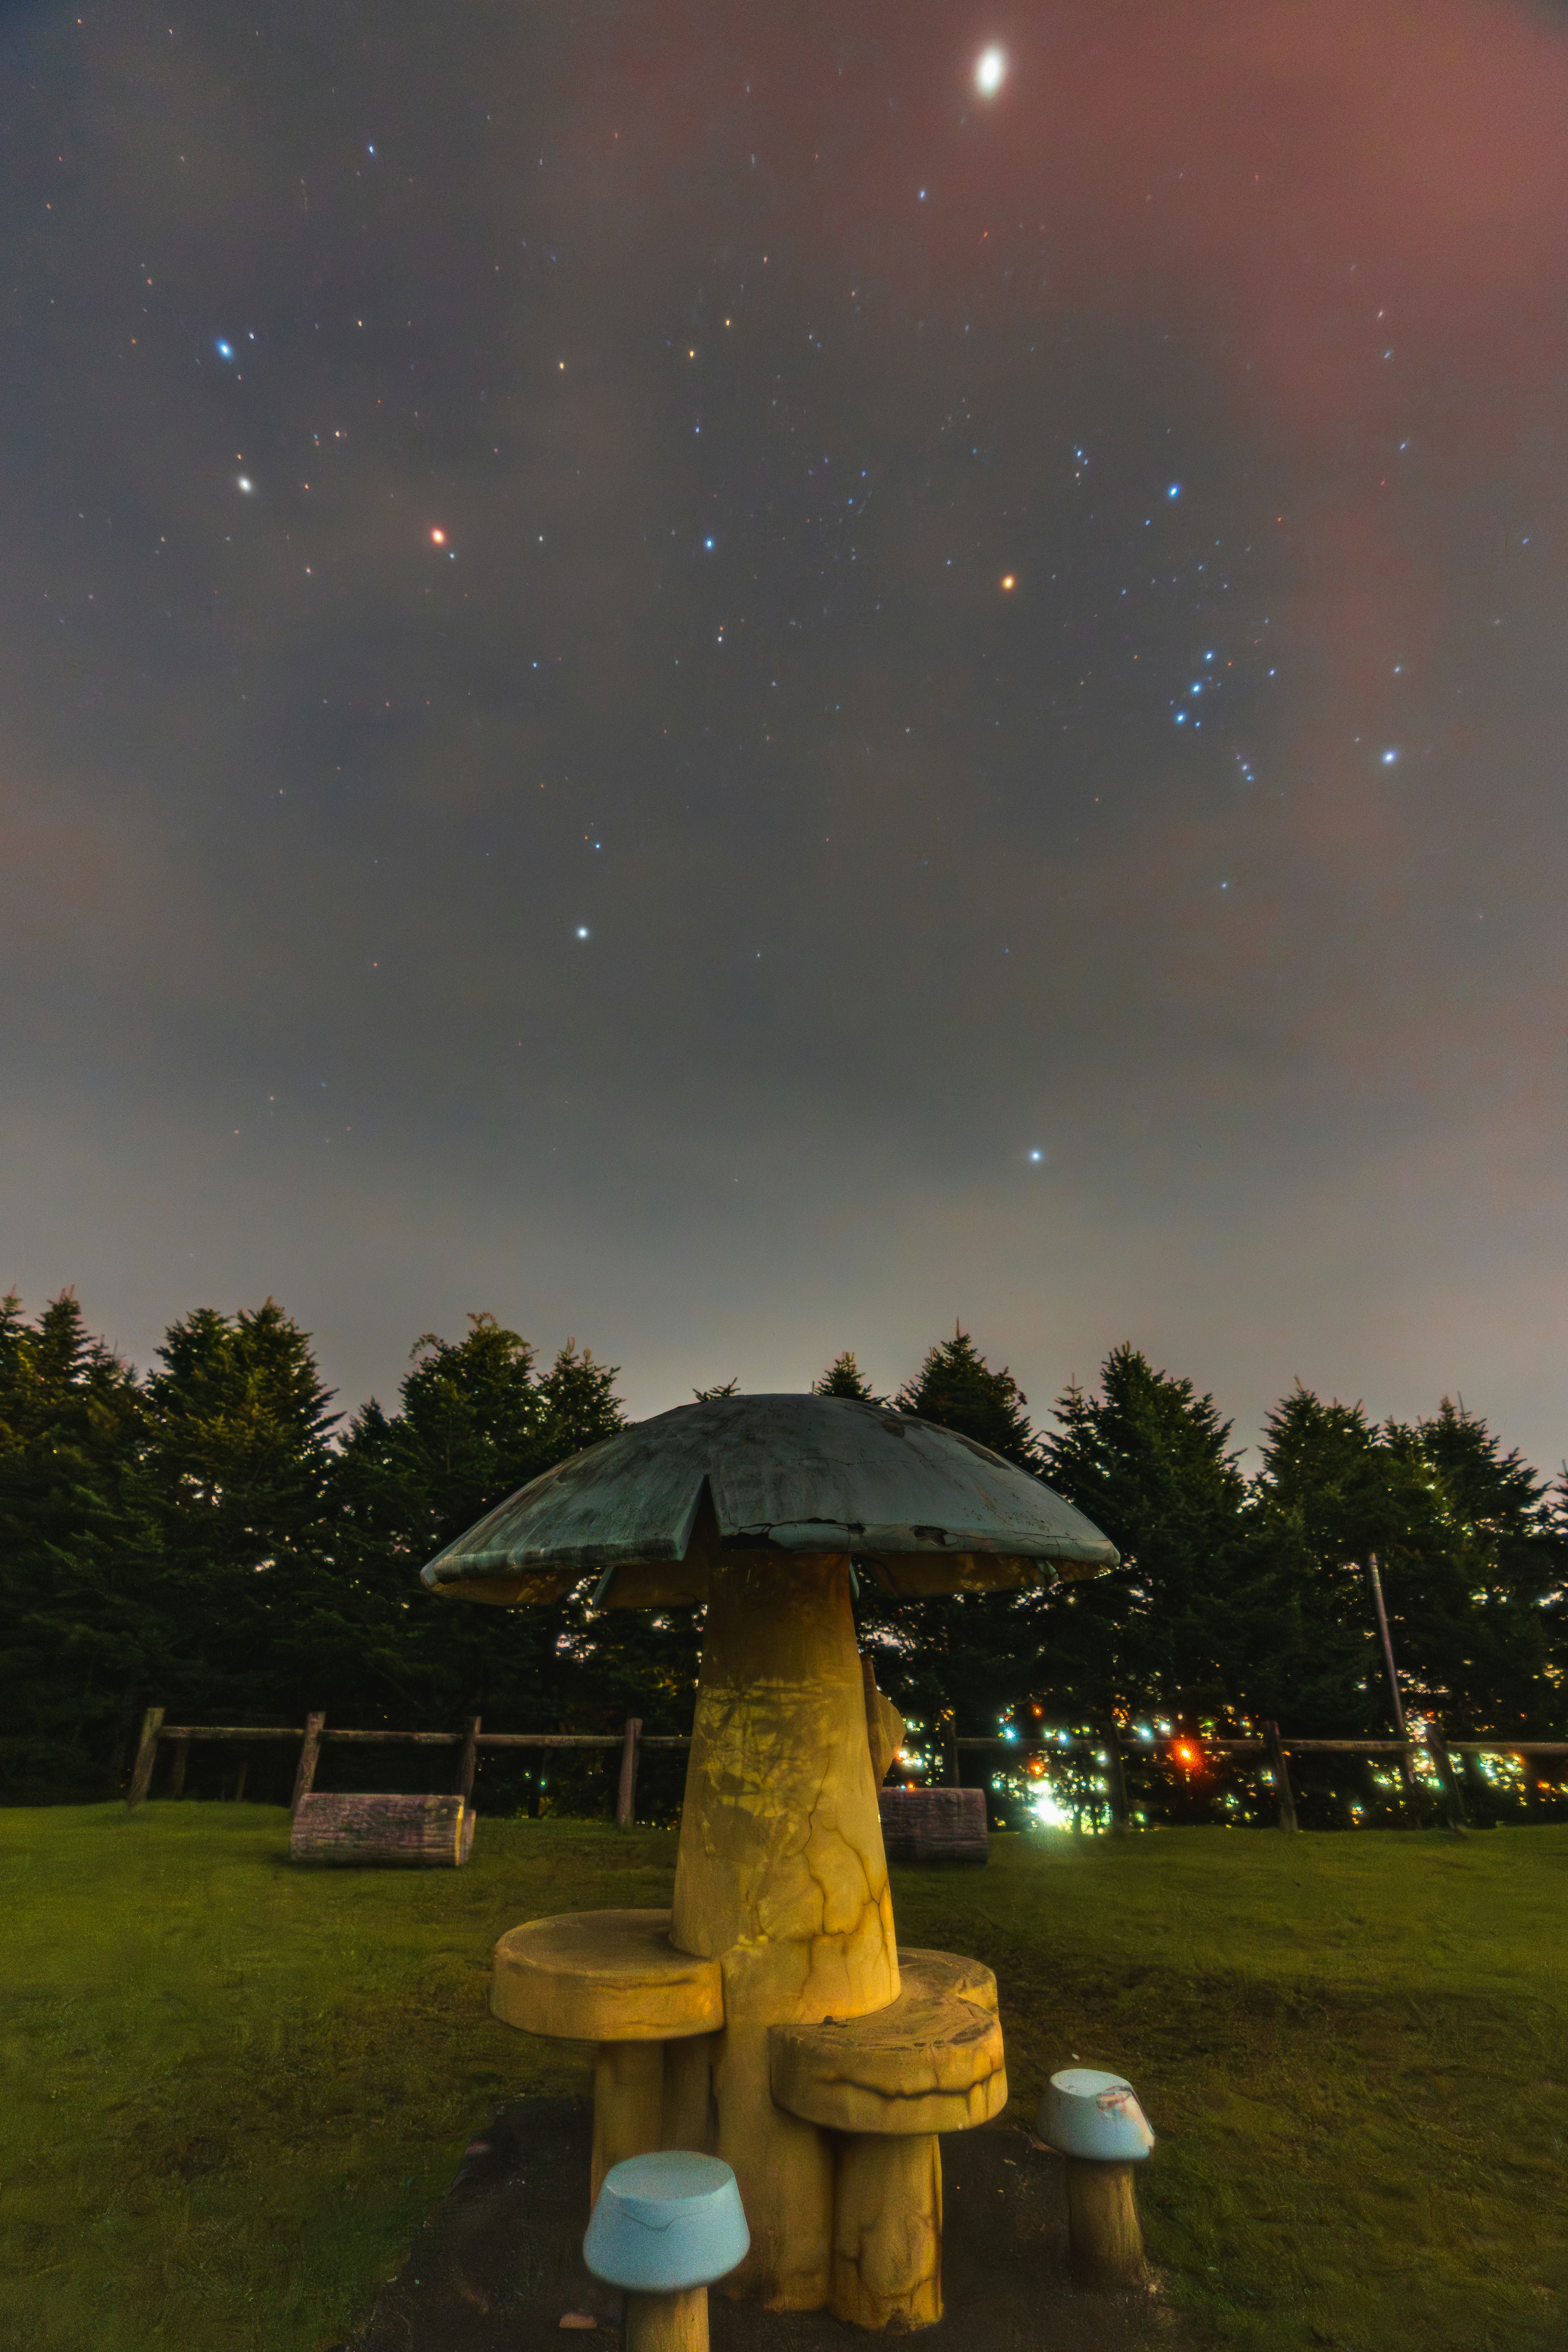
xmin=490 ymin=1909 xmax=724 ymax=2201
xmin=288 ymin=1791 xmax=475 ymax=1865
xmin=769 ymin=1948 xmax=1007 ymax=2330
xmin=878 ymin=1785 xmax=989 ymax=1865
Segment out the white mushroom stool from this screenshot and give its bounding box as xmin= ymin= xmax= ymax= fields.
xmin=583 ymin=2150 xmax=750 ymax=2352
xmin=1036 ymin=2067 xmax=1155 ymax=2287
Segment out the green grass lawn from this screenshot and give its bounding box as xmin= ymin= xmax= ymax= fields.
xmin=2 ymin=1805 xmax=1563 ymax=2352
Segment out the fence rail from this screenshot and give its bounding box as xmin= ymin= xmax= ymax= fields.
xmin=125 ymin=1707 xmax=1566 ymax=1833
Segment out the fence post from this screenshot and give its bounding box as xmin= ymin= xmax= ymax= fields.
xmin=456 ymin=1715 xmax=481 ymax=1804
xmin=167 ymin=1735 xmax=190 ymax=1801
xmin=1101 ymin=1725 xmax=1130 ymax=1834
xmin=1261 ymin=1722 xmax=1297 ymax=1834
xmin=943 ymin=1714 xmax=960 ymax=1788
xmin=125 ymin=1707 xmax=165 ymax=1809
xmin=290 ymin=1713 xmax=326 ymax=1815
xmin=616 ymin=1718 xmax=642 ymax=1829
xmin=1424 ymin=1719 xmax=1467 ymax=1836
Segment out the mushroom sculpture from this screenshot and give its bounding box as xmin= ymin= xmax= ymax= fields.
xmin=423 ymin=1393 xmax=1117 ymax=2330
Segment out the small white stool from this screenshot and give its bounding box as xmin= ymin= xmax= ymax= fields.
xmin=583 ymin=2150 xmax=749 ymax=2351
xmin=1036 ymin=2067 xmax=1155 ymax=2287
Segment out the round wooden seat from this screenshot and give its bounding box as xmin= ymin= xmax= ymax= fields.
xmin=768 ymin=1948 xmax=1006 ymax=2135
xmin=491 ymin=1908 xmax=724 ymax=2041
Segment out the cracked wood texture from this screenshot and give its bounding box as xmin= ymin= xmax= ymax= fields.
xmin=831 ymin=2130 xmax=943 ymax=2330
xmin=670 ymin=1551 xmax=897 ymax=2311
xmin=288 ymin=1793 xmax=473 ymax=1866
xmin=490 ymin=1910 xmax=723 ymax=2042
xmin=768 ymin=1950 xmax=1005 ymax=2136
xmin=1065 ymin=2158 xmax=1147 ymax=2288
xmin=624 ymin=2284 xmax=710 ymax=2351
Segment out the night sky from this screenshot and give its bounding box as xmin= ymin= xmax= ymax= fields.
xmin=5 ymin=0 xmax=1568 ymax=1461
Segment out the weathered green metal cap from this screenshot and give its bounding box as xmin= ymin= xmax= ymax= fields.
xmin=421 ymin=1392 xmax=1118 ymax=1606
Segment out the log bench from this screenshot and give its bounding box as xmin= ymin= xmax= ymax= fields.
xmin=289 ymin=1792 xmax=476 ymax=1866
xmin=878 ymin=1784 xmax=989 ymax=1866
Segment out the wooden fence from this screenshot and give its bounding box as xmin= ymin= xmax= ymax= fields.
xmin=125 ymin=1706 xmax=1565 ymax=1833
xmin=122 ymin=1708 xmax=684 ymax=1827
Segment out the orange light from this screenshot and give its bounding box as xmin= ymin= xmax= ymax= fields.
xmin=1172 ymin=1740 xmax=1202 ymax=1770
xmin=1000 ymin=574 xmax=1016 ymax=590
xmin=430 ymin=527 xmax=446 ymax=545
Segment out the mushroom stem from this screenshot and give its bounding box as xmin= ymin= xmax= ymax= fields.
xmin=1065 ymin=2157 xmax=1147 ymax=2287
xmin=590 ymin=2042 xmax=665 ymax=2205
xmin=670 ymin=1550 xmax=898 ymax=2307
xmin=831 ymin=2131 xmax=943 ymax=2328
xmin=623 ymin=2285 xmax=708 ymax=2352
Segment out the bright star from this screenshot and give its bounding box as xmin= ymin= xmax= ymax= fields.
xmin=430 ymin=527 xmax=446 ymax=545
xmin=215 ymin=339 xmax=234 ymax=360
xmin=1381 ymin=748 xmax=1399 ymax=764
xmin=236 ymin=476 xmax=252 ymax=492
xmin=1000 ymin=574 xmax=1015 ymax=591
xmin=1168 ymin=483 xmax=1181 ymax=499
xmin=575 ymin=926 xmax=590 ymax=940
xmin=1028 ymin=1149 xmax=1043 ymax=1162
xmin=975 ymin=45 xmax=1007 ymax=95
xmin=704 ymin=537 xmax=715 ymax=549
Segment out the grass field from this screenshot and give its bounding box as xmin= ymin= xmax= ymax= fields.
xmin=2 ymin=1805 xmax=1563 ymax=2352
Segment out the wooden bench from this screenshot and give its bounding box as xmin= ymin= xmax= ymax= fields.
xmin=878 ymin=1785 xmax=988 ymax=1865
xmin=289 ymin=1792 xmax=476 ymax=1866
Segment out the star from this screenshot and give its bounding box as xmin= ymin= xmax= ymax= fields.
xmin=975 ymin=46 xmax=1007 ymax=96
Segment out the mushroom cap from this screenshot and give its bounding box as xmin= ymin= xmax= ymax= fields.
xmin=421 ymin=1392 xmax=1118 ymax=1605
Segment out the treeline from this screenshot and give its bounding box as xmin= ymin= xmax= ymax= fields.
xmin=1 ymin=1294 xmax=1562 ymax=1802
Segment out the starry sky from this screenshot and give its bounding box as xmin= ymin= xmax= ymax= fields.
xmin=4 ymin=0 xmax=1568 ymax=1461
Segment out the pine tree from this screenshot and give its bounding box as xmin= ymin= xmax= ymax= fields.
xmin=334 ymin=1316 xmax=629 ymax=1737
xmin=897 ymin=1329 xmax=1038 ymax=1469
xmin=0 ymin=1292 xmax=152 ymax=1793
xmin=813 ymin=1352 xmax=879 ymax=1402
xmin=1039 ymin=1345 xmax=1252 ymax=1722
xmin=130 ymin=1300 xmax=344 ymax=1728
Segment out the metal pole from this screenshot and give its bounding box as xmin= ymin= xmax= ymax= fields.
xmin=1368 ymin=1557 xmax=1421 ymax=1814
xmin=1367 ymin=1557 xmax=1405 ymax=1737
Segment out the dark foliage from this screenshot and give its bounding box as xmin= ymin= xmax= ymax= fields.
xmin=0 ymin=1294 xmax=1560 ymax=1806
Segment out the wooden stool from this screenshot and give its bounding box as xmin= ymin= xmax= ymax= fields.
xmin=490 ymin=1910 xmax=724 ymax=2203
xmin=770 ymin=1949 xmax=1007 ymax=2329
